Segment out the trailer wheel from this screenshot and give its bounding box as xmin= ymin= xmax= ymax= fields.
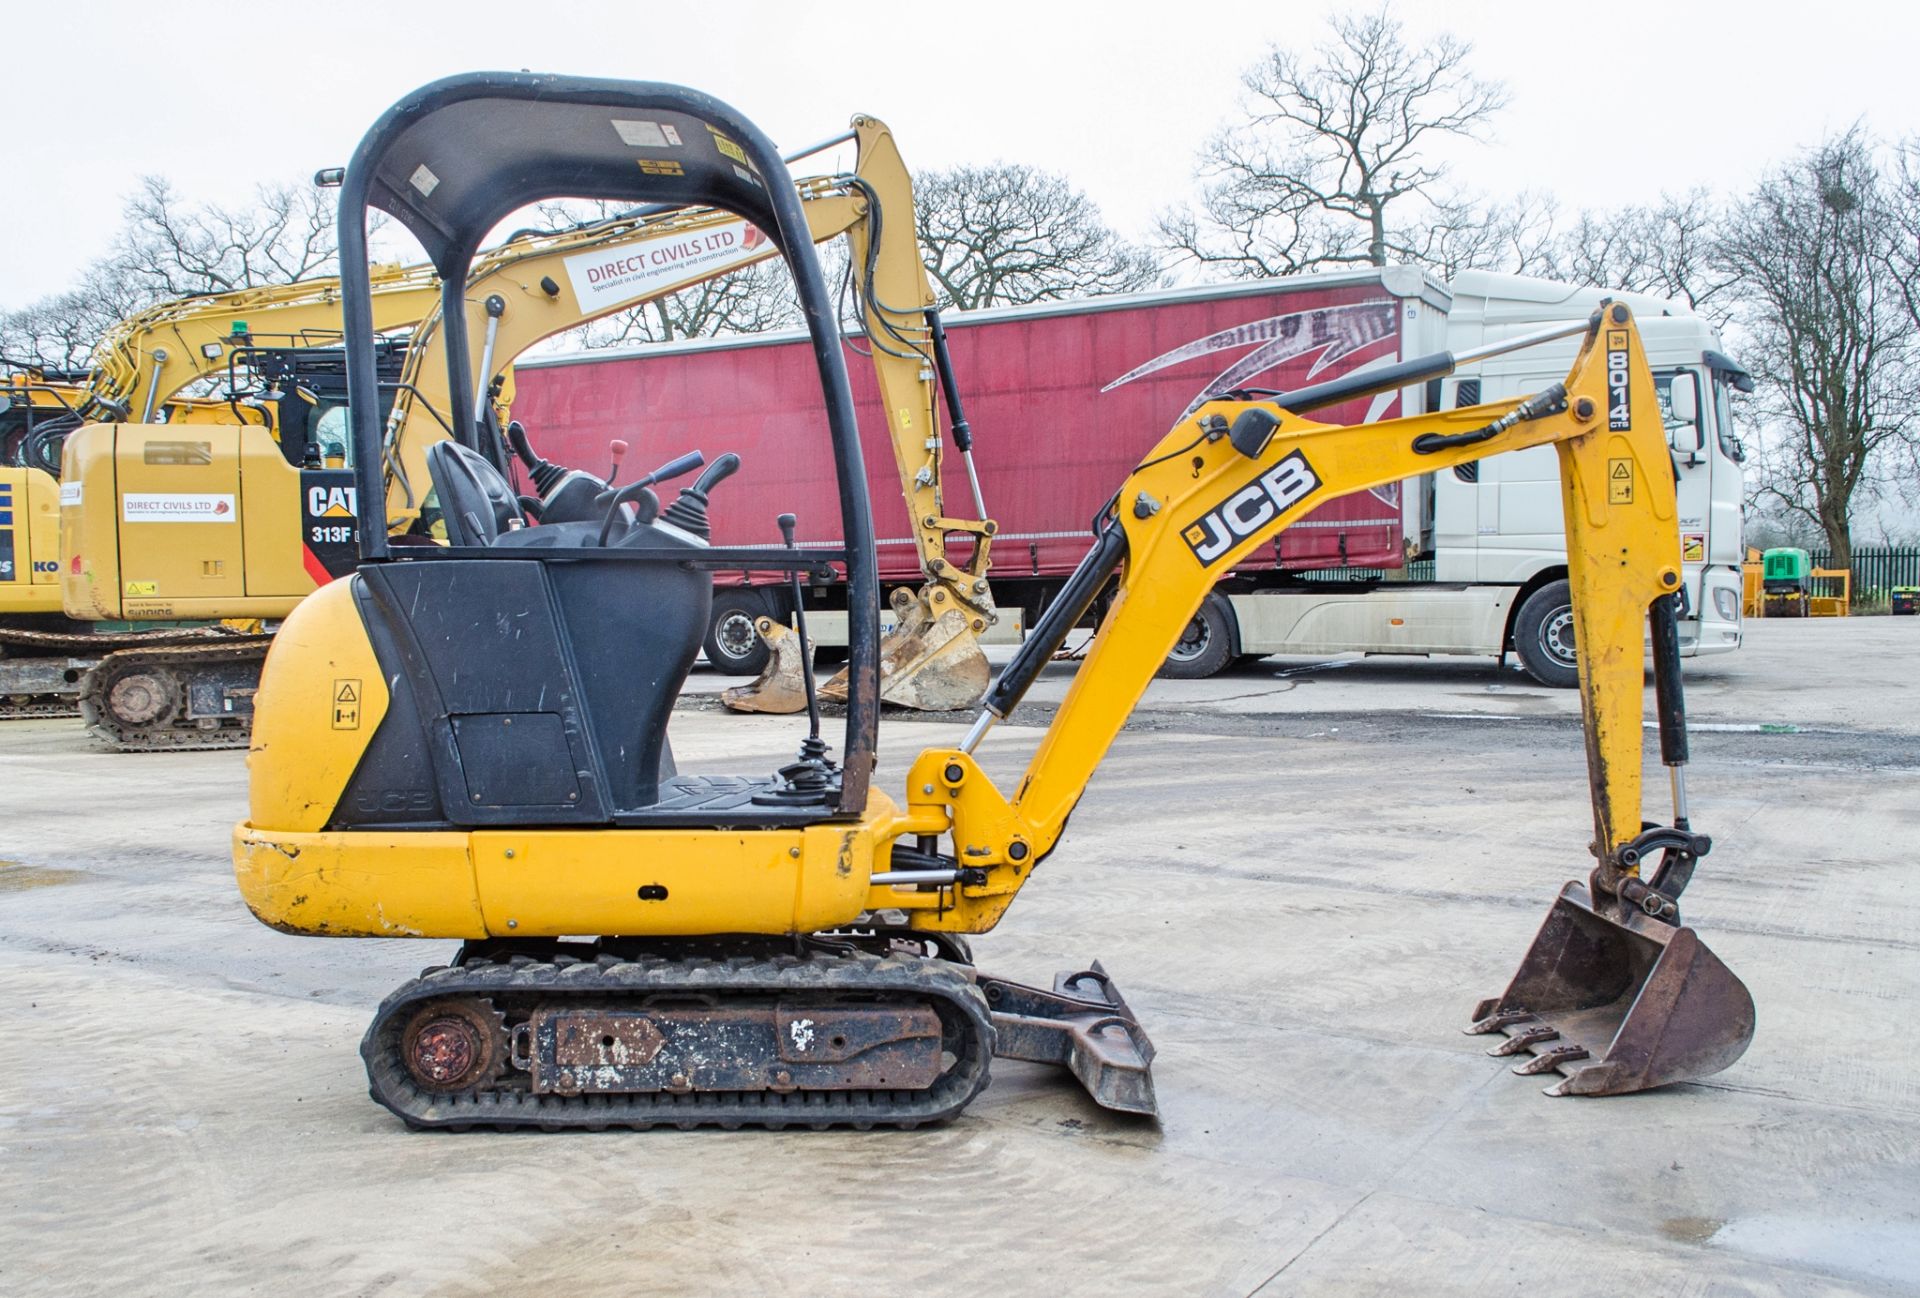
xmin=703 ymin=590 xmax=773 ymax=676
xmin=1158 ymin=592 xmax=1235 ymax=679
xmin=1513 ymin=579 xmax=1579 ymax=688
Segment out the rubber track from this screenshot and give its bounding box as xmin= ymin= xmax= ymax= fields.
xmin=79 ymin=638 xmax=273 ymax=751
xmin=361 ymin=950 xmax=995 ymax=1132
xmin=0 ymin=625 xmax=255 ymax=725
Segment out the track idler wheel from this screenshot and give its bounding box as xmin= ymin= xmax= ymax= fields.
xmin=104 ymin=666 xmax=179 ymax=728
xmin=398 ymin=999 xmax=509 ymax=1094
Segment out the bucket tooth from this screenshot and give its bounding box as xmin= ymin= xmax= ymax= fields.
xmin=1487 ymin=1024 xmax=1559 ymax=1057
xmin=1465 ymin=1007 xmax=1537 ymax=1036
xmin=1472 ymin=880 xmax=1755 ymax=1096
xmin=821 ymin=587 xmax=991 ymax=713
xmin=977 ymin=959 xmax=1158 ymax=1117
xmin=720 ymin=617 xmax=810 ymax=715
xmin=1513 ymin=1044 xmax=1590 ymax=1076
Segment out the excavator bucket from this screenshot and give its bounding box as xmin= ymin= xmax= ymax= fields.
xmin=720 ymin=618 xmax=811 ymax=714
xmin=726 ymin=588 xmax=993 ymax=715
xmin=821 ymin=586 xmax=992 ymax=713
xmin=1468 ymin=881 xmax=1755 ymax=1096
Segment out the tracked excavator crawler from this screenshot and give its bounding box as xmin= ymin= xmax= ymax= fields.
xmin=235 ymin=74 xmax=1753 ymax=1131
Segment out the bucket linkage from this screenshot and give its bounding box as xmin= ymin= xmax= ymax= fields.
xmin=1469 ymin=595 xmax=1755 ymax=1095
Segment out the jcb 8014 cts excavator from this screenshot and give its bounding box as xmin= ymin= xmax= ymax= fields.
xmin=50 ymin=115 xmax=992 ymax=748
xmin=233 ymin=74 xmax=1755 ymax=1128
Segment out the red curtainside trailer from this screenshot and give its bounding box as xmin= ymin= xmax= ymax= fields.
xmin=510 ymin=268 xmax=1448 ymax=674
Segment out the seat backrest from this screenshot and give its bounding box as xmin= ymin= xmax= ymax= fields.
xmin=427 ymin=440 xmax=524 ymax=546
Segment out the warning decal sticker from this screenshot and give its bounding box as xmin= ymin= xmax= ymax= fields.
xmin=1608 ymin=457 xmax=1635 ymax=505
xmin=332 ymin=679 xmax=362 ymax=730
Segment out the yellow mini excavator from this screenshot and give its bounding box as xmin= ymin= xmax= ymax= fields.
xmin=51 ymin=117 xmax=991 ymax=747
xmin=233 ymin=74 xmax=1755 ymax=1129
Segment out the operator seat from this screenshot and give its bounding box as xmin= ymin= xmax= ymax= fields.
xmin=427 ymin=439 xmax=525 ymax=545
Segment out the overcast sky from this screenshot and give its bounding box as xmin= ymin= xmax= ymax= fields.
xmin=4 ymin=0 xmax=1916 ymax=305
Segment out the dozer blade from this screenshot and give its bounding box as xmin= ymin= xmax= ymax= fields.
xmin=720 ymin=617 xmax=811 ymax=715
xmin=978 ymin=960 xmax=1159 ymax=1117
xmin=820 ymin=586 xmax=991 ymax=713
xmin=1468 ymin=880 xmax=1755 ymax=1096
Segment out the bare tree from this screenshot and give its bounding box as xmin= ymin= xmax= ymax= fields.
xmin=1 ymin=263 xmax=146 ymax=371
xmin=1716 ymin=129 xmax=1919 ymax=568
xmin=913 ymin=164 xmax=1159 ymax=310
xmin=1887 ymin=136 xmax=1920 ymax=329
xmin=4 ymin=175 xmax=344 ymax=372
xmin=110 ymin=176 xmax=340 ymax=298
xmin=1553 ymin=191 xmax=1735 ymax=322
xmin=1158 ymin=8 xmax=1507 ymax=277
xmin=1412 ymin=191 xmax=1562 ymax=280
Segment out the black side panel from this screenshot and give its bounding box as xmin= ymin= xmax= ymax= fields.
xmin=547 ymin=549 xmax=709 ymax=810
xmin=332 ymin=578 xmax=447 ymax=829
xmin=452 ymin=713 xmax=583 ymax=806
xmin=338 ymin=552 xmax=711 ymax=828
xmin=356 ymin=560 xmax=609 ymax=826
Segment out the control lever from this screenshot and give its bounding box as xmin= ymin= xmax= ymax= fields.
xmin=661 ymin=452 xmax=741 ymax=541
xmin=752 ymin=513 xmax=838 ymax=806
xmin=592 ymin=451 xmax=703 ymax=546
xmin=504 ymin=420 xmax=567 ymax=495
xmin=606 ymin=438 xmax=629 ymax=486
xmin=778 ymin=512 xmax=824 ymax=746
xmin=594 ymin=484 xmax=661 ymax=546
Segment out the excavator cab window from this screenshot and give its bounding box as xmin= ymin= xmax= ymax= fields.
xmin=329 ymin=73 xmax=880 ymax=826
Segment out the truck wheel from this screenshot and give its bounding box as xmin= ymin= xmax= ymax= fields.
xmin=703 ymin=590 xmax=773 ymax=676
xmin=1158 ymin=593 xmax=1235 ymax=679
xmin=1513 ymin=579 xmax=1579 ymax=688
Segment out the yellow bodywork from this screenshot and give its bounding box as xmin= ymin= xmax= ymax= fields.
xmin=235 ymin=304 xmax=1679 ymax=943
xmin=0 ymin=466 xmax=64 ymax=614
xmin=59 ymin=422 xmax=316 ymax=620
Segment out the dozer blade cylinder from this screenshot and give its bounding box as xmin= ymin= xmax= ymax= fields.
xmin=1468 ymin=881 xmax=1755 ymax=1096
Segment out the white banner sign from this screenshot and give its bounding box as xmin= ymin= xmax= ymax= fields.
xmin=122 ymin=492 xmax=236 ymax=523
xmin=563 ymin=220 xmax=771 ymax=314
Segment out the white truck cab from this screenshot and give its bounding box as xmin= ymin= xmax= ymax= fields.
xmin=1222 ymin=271 xmax=1747 ymax=685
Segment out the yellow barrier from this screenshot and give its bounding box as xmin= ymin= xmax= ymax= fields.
xmin=1809 ymin=567 xmax=1851 ymax=617
xmin=1743 ymin=549 xmax=1765 ymax=618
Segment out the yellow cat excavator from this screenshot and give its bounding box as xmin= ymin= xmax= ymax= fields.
xmin=2 ymin=270 xmax=445 ymax=719
xmin=232 ymin=75 xmax=1755 ymax=1129
xmin=53 ymin=115 xmax=990 ymax=747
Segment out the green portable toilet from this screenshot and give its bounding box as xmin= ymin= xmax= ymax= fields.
xmin=1762 ymin=547 xmax=1812 ymax=618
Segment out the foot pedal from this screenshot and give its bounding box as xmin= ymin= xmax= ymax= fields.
xmin=977 ymin=960 xmax=1158 ymax=1117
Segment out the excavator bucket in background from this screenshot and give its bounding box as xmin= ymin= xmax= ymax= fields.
xmin=724 ymin=586 xmax=992 ymax=715
xmin=720 ymin=618 xmax=811 ymax=714
xmin=1467 ymin=881 xmax=1756 ymax=1096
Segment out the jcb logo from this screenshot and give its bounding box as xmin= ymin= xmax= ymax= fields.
xmin=1182 ymin=451 xmax=1322 ymax=565
xmin=308 ymin=485 xmax=357 ymax=518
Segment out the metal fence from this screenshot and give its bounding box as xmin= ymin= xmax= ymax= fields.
xmin=1806 ymin=546 xmax=1920 ymax=598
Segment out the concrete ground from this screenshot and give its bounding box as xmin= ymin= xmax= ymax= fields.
xmin=2 ymin=616 xmax=1915 ymax=1296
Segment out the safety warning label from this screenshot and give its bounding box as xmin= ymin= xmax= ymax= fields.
xmin=1608 ymin=457 xmax=1634 ymax=504
xmin=332 ymin=679 xmax=361 ymax=730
